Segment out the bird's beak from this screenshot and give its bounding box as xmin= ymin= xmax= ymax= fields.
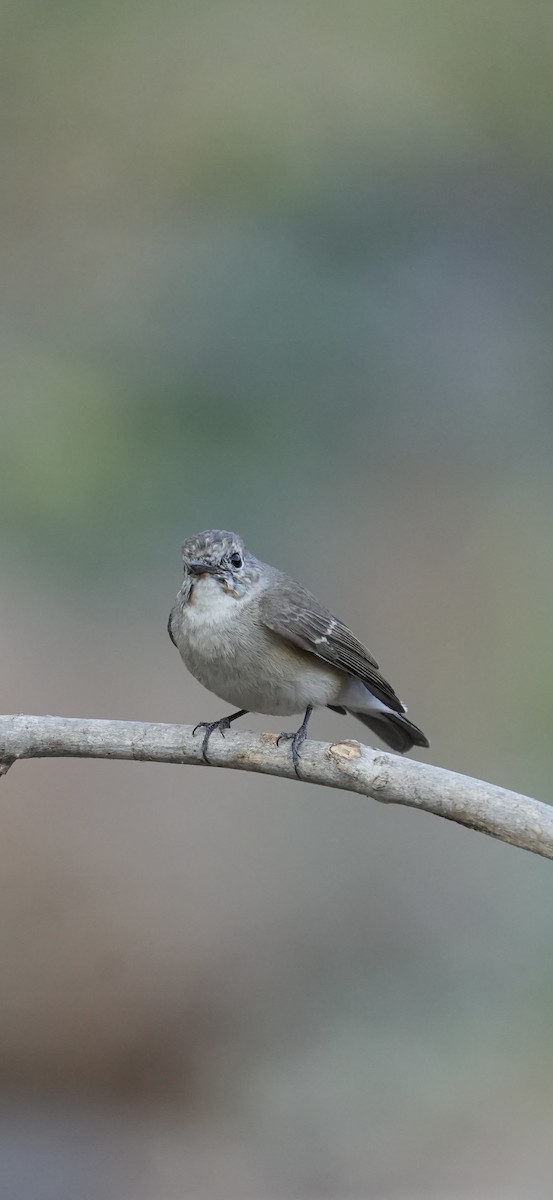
xmin=188 ymin=560 xmax=218 ymax=576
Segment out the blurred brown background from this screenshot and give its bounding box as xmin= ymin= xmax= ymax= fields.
xmin=2 ymin=2 xmax=553 ymax=1197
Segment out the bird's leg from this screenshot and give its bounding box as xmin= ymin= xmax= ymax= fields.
xmin=277 ymin=705 xmax=313 ymax=777
xmin=193 ymin=709 xmax=248 ymax=763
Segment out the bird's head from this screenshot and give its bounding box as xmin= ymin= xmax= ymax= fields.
xmin=180 ymin=529 xmax=260 ymax=601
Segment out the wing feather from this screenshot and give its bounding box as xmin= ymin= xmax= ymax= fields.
xmin=260 ymin=577 xmax=404 ymax=714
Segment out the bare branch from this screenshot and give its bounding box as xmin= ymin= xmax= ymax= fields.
xmin=0 ymin=713 xmax=551 ymax=861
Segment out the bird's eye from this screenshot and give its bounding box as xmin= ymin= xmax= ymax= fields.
xmin=230 ymin=552 xmax=243 ymax=569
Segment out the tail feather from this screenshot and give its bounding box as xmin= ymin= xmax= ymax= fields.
xmin=348 ymin=709 xmax=429 ymax=754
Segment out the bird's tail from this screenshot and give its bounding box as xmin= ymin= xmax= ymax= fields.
xmin=348 ymin=708 xmax=429 ymax=754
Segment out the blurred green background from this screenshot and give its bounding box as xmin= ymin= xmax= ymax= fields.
xmin=2 ymin=1 xmax=553 ymax=1196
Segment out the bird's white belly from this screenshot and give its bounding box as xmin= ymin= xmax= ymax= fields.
xmin=172 ymin=578 xmax=343 ymax=716
xmin=188 ymin=646 xmax=341 ymax=715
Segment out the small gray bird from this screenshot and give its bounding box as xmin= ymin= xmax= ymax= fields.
xmin=168 ymin=529 xmax=429 ymax=771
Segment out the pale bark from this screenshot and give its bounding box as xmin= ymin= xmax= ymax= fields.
xmin=0 ymin=713 xmax=551 ymax=861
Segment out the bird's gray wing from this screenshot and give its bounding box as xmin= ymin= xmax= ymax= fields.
xmin=259 ymin=577 xmax=404 ymax=713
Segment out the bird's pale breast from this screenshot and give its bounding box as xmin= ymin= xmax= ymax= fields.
xmin=171 ymin=576 xmax=344 ymax=715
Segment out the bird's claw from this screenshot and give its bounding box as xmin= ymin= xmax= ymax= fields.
xmin=192 ymin=717 xmax=231 ymax=763
xmin=276 ymin=727 xmax=307 ymax=778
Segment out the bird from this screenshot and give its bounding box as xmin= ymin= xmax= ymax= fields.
xmin=168 ymin=529 xmax=429 ymax=772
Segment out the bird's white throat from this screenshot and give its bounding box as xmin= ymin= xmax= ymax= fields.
xmin=186 ymin=574 xmax=241 ymax=626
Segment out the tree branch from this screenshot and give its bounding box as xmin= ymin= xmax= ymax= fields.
xmin=0 ymin=713 xmax=551 ymax=861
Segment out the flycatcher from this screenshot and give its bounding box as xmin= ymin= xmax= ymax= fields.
xmin=168 ymin=529 xmax=429 ymax=771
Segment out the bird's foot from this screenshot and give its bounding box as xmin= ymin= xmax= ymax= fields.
xmin=276 ymin=706 xmax=313 ymax=778
xmin=192 ymin=717 xmax=232 ymax=763
xmin=192 ymin=710 xmax=247 ymax=763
